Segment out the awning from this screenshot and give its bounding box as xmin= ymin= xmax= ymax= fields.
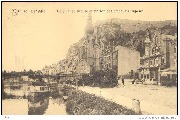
xmin=160 ymin=67 xmax=177 ymax=75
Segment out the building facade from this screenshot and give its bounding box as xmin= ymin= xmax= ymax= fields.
xmin=139 ymin=32 xmax=177 ymax=83
xmin=76 ymin=60 xmax=91 ymax=74
xmin=42 ymin=66 xmax=50 ymax=75
xmin=77 ymin=12 xmax=104 ymax=74
xmin=113 ymin=45 xmax=140 ymax=77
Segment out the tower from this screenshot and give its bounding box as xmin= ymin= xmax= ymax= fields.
xmin=84 ymin=12 xmax=96 ymax=73
xmin=144 ymin=32 xmax=151 ymax=57
xmin=85 ymin=12 xmax=94 ymax=36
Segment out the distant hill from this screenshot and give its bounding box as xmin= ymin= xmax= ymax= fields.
xmin=93 ymin=18 xmax=177 ymax=56
xmin=66 ymin=18 xmax=177 ymax=60
xmin=95 ymin=19 xmax=177 ymax=33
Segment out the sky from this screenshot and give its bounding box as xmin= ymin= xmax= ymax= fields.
xmin=2 ymin=2 xmax=177 ymax=71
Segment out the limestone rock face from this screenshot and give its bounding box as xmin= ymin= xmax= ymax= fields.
xmin=66 ymin=44 xmax=79 ymax=60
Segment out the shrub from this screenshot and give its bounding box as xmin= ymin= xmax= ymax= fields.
xmin=66 ymin=89 xmax=136 ymax=115
xmin=80 ymin=68 xmax=118 ymax=88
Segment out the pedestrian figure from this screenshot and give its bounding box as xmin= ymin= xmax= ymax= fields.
xmin=83 ymin=82 xmax=85 ymax=87
xmin=117 ymin=77 xmax=121 ymax=87
xmin=132 ymin=79 xmax=135 ymax=84
xmin=122 ymin=78 xmax=125 ymax=86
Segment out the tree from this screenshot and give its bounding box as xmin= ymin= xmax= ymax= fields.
xmin=2 ymin=70 xmax=6 ymax=79
xmin=2 ymin=82 xmax=6 ymax=99
xmin=28 ymin=69 xmax=34 ymax=75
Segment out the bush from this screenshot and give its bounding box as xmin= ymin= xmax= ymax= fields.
xmin=66 ymin=89 xmax=136 ymax=115
xmin=80 ymin=69 xmax=118 ymax=88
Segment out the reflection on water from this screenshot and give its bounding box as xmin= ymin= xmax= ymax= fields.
xmin=28 ymin=97 xmax=49 ymax=115
xmin=44 ymin=97 xmax=67 ymax=115
xmin=3 ymin=93 xmax=67 ymax=115
xmin=27 ymin=96 xmax=67 ymax=115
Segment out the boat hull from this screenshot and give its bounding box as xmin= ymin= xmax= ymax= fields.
xmin=28 ymin=91 xmax=50 ymax=103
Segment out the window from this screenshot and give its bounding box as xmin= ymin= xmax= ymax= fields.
xmin=156 ymin=48 xmax=160 ymax=53
xmin=145 ymin=48 xmax=149 ymax=55
xmin=141 ymin=74 xmax=143 ymax=79
xmin=161 ymin=57 xmax=165 ymax=64
xmin=155 ymin=58 xmax=159 ymax=65
xmin=40 ymin=87 xmax=44 ymax=91
xmin=144 ymin=75 xmax=146 ymax=79
xmin=147 ymin=74 xmax=149 ymax=79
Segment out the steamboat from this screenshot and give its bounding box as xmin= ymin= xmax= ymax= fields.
xmin=27 ymin=81 xmax=50 ymax=103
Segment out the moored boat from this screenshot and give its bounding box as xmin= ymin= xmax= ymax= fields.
xmin=27 ymin=82 xmax=50 ymax=103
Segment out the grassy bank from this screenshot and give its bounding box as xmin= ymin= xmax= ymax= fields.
xmin=66 ymin=89 xmax=136 ymax=115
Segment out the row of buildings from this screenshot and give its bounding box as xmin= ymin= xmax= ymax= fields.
xmin=41 ymin=13 xmax=141 ymax=77
xmin=41 ymin=13 xmax=177 ymax=84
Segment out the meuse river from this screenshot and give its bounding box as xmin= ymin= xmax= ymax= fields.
xmin=2 ymin=97 xmax=67 ymax=115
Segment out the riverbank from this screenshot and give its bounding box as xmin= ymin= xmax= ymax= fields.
xmin=66 ymin=89 xmax=137 ymax=115
xmin=76 ymin=84 xmax=177 ymax=115
xmin=2 ymin=92 xmax=27 ymax=99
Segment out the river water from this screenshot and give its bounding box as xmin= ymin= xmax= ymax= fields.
xmin=2 ymin=97 xmax=67 ymax=115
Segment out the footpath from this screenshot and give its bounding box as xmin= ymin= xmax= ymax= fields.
xmin=74 ymin=84 xmax=177 ymax=115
